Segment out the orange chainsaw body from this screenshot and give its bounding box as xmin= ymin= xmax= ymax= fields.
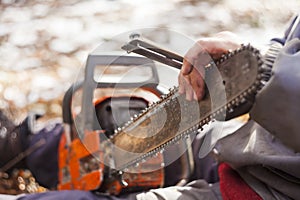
xmin=58 ymin=128 xmax=164 ymax=194
xmin=58 ymin=131 xmax=104 ymax=191
xmin=57 ymin=53 xmax=183 ymax=194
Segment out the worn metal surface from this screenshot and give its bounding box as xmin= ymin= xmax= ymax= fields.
xmin=106 ymin=44 xmax=267 ymax=171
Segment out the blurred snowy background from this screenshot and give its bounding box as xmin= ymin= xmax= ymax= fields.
xmin=0 ymin=0 xmax=299 ymax=122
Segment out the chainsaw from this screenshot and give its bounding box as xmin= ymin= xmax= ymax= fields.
xmin=58 ymin=35 xmax=273 ymax=194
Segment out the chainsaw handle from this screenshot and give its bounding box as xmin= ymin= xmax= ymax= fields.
xmin=62 ymin=81 xmax=83 ymax=125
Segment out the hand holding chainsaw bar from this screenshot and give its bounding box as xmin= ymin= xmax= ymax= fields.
xmin=110 ymin=35 xmax=267 ymax=172
xmin=122 ymin=32 xmax=243 ymax=101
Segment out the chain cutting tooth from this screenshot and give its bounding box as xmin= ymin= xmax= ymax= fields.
xmin=247 ymin=44 xmax=253 ymax=51
xmin=228 ymin=52 xmax=234 ymax=57
xmin=234 ymin=98 xmax=240 ymax=106
xmin=231 ymin=99 xmax=236 ymax=105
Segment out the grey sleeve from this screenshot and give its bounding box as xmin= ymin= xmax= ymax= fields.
xmin=250 ymin=38 xmax=300 ymax=152
xmin=135 ymin=180 xmax=221 ymax=200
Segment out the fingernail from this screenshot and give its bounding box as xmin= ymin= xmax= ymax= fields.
xmin=186 ymin=95 xmax=192 ymax=101
xmin=193 ymin=94 xmax=198 ymax=101
xmin=178 ymin=87 xmax=183 ymax=94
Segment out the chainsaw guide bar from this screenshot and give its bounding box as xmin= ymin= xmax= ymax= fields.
xmin=103 ymin=41 xmax=270 ymax=173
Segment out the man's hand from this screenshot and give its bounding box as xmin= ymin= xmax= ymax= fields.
xmin=178 ymin=31 xmax=242 ymax=101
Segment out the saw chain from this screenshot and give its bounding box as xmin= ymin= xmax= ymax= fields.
xmin=104 ymin=38 xmax=271 ymax=174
